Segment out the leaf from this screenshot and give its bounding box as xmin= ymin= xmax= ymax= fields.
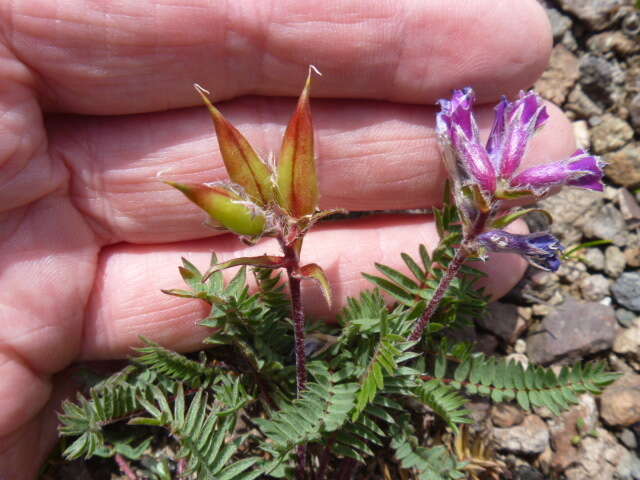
xmin=277 ymin=66 xmax=319 ymax=217
xmin=300 ymin=263 xmax=332 ymax=307
xmin=166 ymin=182 xmax=266 ymax=237
xmin=491 ymin=207 xmax=553 ymax=229
xmin=194 ymin=84 xmax=274 ymax=205
xmin=202 ymin=255 xmax=285 ymax=282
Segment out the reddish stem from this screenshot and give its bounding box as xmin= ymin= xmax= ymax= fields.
xmin=407 ymin=248 xmax=467 ymax=342
xmin=407 ymin=211 xmax=489 ymax=343
xmin=115 ymin=453 xmax=138 ymax=480
xmin=279 ymin=235 xmax=308 ymax=479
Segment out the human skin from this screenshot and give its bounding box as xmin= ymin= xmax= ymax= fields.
xmin=0 ymin=1 xmax=576 ymax=478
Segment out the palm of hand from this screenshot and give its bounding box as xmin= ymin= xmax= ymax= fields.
xmin=0 ymin=1 xmax=573 ymax=478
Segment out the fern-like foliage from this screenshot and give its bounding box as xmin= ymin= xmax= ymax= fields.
xmin=130 ymin=382 xmax=260 ymax=480
xmin=58 ymin=368 xmax=166 ymax=459
xmin=389 ymin=414 xmax=467 ymax=480
xmin=134 ymin=337 xmax=217 ymax=388
xmin=256 ymin=365 xmax=358 ymax=468
xmin=426 ymin=353 xmax=619 ymax=415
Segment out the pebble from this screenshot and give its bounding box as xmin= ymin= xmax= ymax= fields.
xmin=612 ymin=272 xmax=640 ymax=312
xmin=566 ymin=84 xmax=604 ymax=117
xmin=491 ymin=404 xmax=525 ymax=428
xmin=557 ymin=0 xmax=630 ymax=30
xmin=629 ymin=93 xmax=640 ymax=130
xmin=571 ymin=120 xmax=591 ymax=150
xmin=604 ymin=245 xmax=627 ymax=277
xmin=579 ymin=274 xmax=611 ymax=302
xmin=616 ymin=309 xmax=637 ymax=328
xmin=581 ymin=203 xmax=627 ymax=246
xmin=619 ymin=188 xmax=640 ymax=226
xmin=548 ymin=395 xmax=598 ymax=471
xmin=589 ymin=114 xmax=634 ymax=154
xmin=534 ymin=45 xmax=579 ymax=104
xmin=539 ymin=188 xmax=604 ymax=245
xmin=546 ymin=7 xmax=572 ymax=40
xmin=514 ymin=338 xmax=527 ymax=354
xmin=605 ymin=143 xmax=640 ymax=188
xmin=613 ymin=318 xmax=640 ymax=361
xmin=477 ymin=302 xmax=527 ymax=344
xmin=587 ymin=31 xmax=640 ymax=55
xmin=564 ymin=428 xmax=629 ymax=480
xmin=618 ymin=429 xmax=638 ymax=450
xmin=492 ymin=415 xmax=549 ymax=455
xmin=526 ymin=297 xmax=617 ymax=365
xmin=600 ymin=373 xmax=640 ymax=427
xmin=582 ymin=247 xmax=605 ymax=270
xmin=580 ymin=54 xmax=624 ymax=107
xmin=624 ymin=247 xmax=640 ymax=267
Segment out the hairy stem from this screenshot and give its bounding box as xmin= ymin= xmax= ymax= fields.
xmin=280 ymin=236 xmax=308 ymax=478
xmin=407 ymin=248 xmax=467 ymax=342
xmin=114 ymin=453 xmax=138 ymax=480
xmin=407 ymin=211 xmax=489 ymax=343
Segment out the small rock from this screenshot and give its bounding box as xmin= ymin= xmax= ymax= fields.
xmin=604 ymin=245 xmax=627 ymax=278
xmin=580 ymin=54 xmax=624 ymax=106
xmin=513 ymin=465 xmax=545 ymax=480
xmin=493 ymin=414 xmax=549 ymax=455
xmin=612 ymin=272 xmax=640 ymax=312
xmin=526 ymin=297 xmax=617 ymax=365
xmin=582 ymin=247 xmax=605 ymax=271
xmin=558 ymin=260 xmax=587 ymax=283
xmin=601 ymin=373 xmax=640 ymax=427
xmin=539 ymin=188 xmax=604 ymax=245
xmin=617 ymin=451 xmax=640 ymax=480
xmin=579 ymin=274 xmax=611 ymax=302
xmin=477 ymin=302 xmax=527 ymax=344
xmin=587 ymin=31 xmax=640 ymax=55
xmin=613 ymin=318 xmax=640 ymax=361
xmin=619 ymin=188 xmax=640 ymax=226
xmin=625 ymin=247 xmax=640 ymax=267
xmin=466 ymin=398 xmax=491 ymax=432
xmin=605 ymin=144 xmax=640 ymax=188
xmin=589 ymin=114 xmax=634 ymax=154
xmin=514 ymin=338 xmax=527 ymax=354
xmin=581 ymin=203 xmax=627 ymax=246
xmin=492 ymin=404 xmax=525 ymax=428
xmin=566 ymin=84 xmax=604 ymax=117
xmin=548 ymin=395 xmax=598 ymax=471
xmin=618 ymin=428 xmax=638 ymax=450
xmin=572 ymin=120 xmax=590 ymax=150
xmin=616 ymin=309 xmax=637 ymax=328
xmin=546 ymin=7 xmax=572 ymax=40
xmin=622 ymin=8 xmax=640 ymax=35
xmin=534 ymin=45 xmax=579 ymax=104
xmin=474 ymin=333 xmax=498 ymax=356
xmin=557 ymin=0 xmax=630 ymax=30
xmin=629 ymin=92 xmax=640 ymax=130
xmin=564 ymin=428 xmax=629 ymax=480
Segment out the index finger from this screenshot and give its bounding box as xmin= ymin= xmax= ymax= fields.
xmin=2 ymin=0 xmax=551 ymax=114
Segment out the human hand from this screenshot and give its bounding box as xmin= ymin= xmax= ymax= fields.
xmin=0 ymin=1 xmax=575 ymax=478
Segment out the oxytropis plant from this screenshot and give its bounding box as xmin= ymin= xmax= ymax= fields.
xmin=57 ymin=77 xmax=616 ymax=480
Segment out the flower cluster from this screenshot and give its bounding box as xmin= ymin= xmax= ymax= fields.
xmin=436 ymin=88 xmax=604 ymax=271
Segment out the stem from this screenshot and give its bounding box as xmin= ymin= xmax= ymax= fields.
xmin=288 ymin=272 xmax=308 ymax=393
xmin=279 ymin=235 xmax=308 ymax=479
xmin=114 ymin=453 xmax=138 ymax=480
xmin=407 ymin=211 xmax=489 ymax=343
xmin=407 ymin=248 xmax=467 ymax=342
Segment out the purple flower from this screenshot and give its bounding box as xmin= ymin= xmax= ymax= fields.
xmin=511 ymin=149 xmax=605 ymax=194
xmin=476 ymin=229 xmax=564 ymax=272
xmin=436 ymin=89 xmax=604 ymax=199
xmin=437 ymin=88 xmax=496 ymax=194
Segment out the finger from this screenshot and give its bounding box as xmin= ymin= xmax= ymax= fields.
xmin=79 ymin=214 xmax=528 ymax=360
xmin=3 ymin=0 xmax=550 ymax=114
xmin=51 ymin=99 xmax=575 ymax=244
